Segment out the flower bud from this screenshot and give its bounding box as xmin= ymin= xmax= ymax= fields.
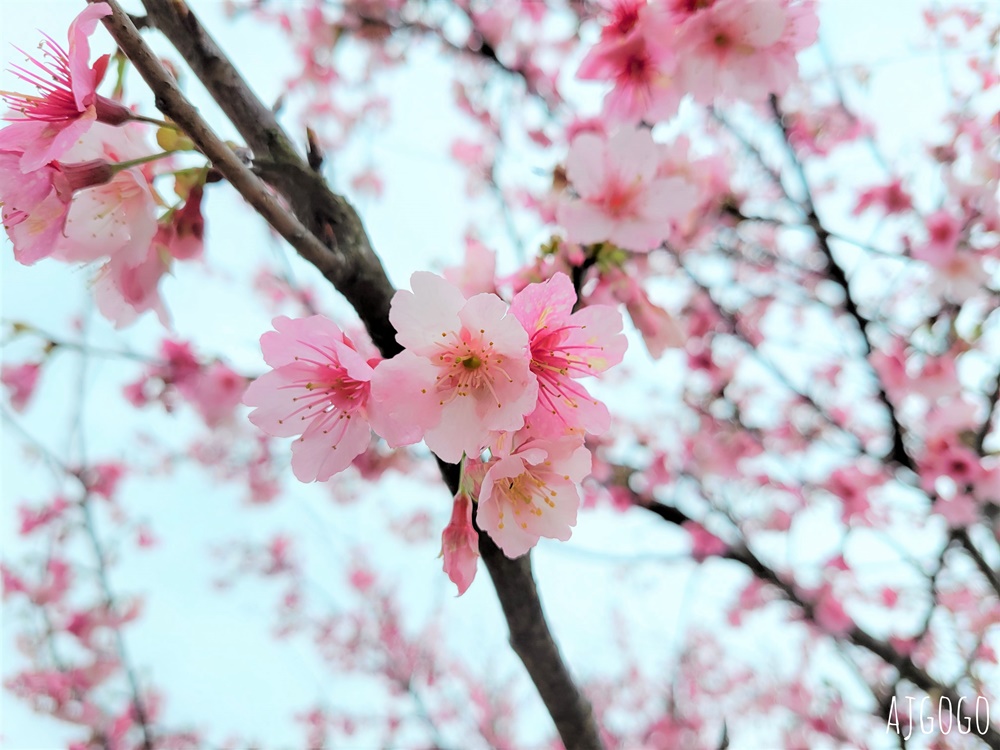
xmin=52 ymin=159 xmax=115 ymax=201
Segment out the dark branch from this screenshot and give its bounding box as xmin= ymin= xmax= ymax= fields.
xmin=976 ymin=370 xmax=1000 ymax=454
xmin=952 ymin=528 xmax=1000 ymax=596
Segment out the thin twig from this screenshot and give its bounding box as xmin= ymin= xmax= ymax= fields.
xmin=769 ymin=95 xmax=913 ymax=472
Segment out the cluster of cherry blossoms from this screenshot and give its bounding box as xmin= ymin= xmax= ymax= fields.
xmin=579 ymin=0 xmax=819 ymax=124
xmin=0 ymin=3 xmax=205 ymax=328
xmin=245 ymin=271 xmax=626 ymax=592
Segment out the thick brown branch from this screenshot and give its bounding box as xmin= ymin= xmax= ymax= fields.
xmin=435 ymin=461 xmax=604 ymax=750
xmin=130 ymin=0 xmax=399 ymax=354
xmin=89 ymin=2 xmax=352 ymax=306
xmin=96 ymin=2 xmax=602 ymax=746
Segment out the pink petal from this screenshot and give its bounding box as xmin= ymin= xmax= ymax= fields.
xmin=607 ymin=127 xmax=658 ymax=184
xmin=557 ymin=198 xmax=615 ymax=245
xmin=291 ymin=410 xmax=371 ymax=482
xmin=564 ymin=132 xmax=607 ymax=197
xmin=510 ymin=272 xmax=575 ymax=333
xmin=389 ymin=272 xmax=465 ymax=354
xmin=68 ymin=3 xmax=112 ymax=110
xmin=368 ymin=351 xmax=441 ymax=448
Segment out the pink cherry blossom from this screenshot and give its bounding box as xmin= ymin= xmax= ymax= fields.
xmin=868 ymin=339 xmax=909 ymax=400
xmin=912 ymin=210 xmax=962 ymax=264
xmin=684 ymin=521 xmax=728 ymax=561
xmin=156 ymin=184 xmax=205 ymax=261
xmin=0 ymin=3 xmax=132 ymax=172
xmin=183 ymin=362 xmax=247 ymax=428
xmin=440 ymin=491 xmax=479 ymax=595
xmin=852 ymin=179 xmax=913 ymax=216
xmin=84 ymin=462 xmax=126 ymax=500
xmin=825 ymin=464 xmax=885 ymax=526
xmin=17 ymin=496 xmax=71 ymax=536
xmin=595 ymin=268 xmax=685 ymax=358
xmin=92 ymin=243 xmax=171 ymax=328
xmin=1 ymin=361 xmax=42 ymax=412
xmin=442 ymin=234 xmax=497 ymax=298
xmin=812 ymin=584 xmax=853 ymax=637
xmin=370 ymin=272 xmax=537 ymax=463
xmin=558 ymin=127 xmax=698 ymax=252
xmin=244 ymin=315 xmax=383 ymax=483
xmin=919 ymin=437 xmax=985 ymax=493
xmin=51 ymin=125 xmax=159 ymax=268
xmin=932 ymin=493 xmax=980 ymax=528
xmin=784 ymin=103 xmax=872 ymax=157
xmin=674 ymin=0 xmax=818 ymax=103
xmin=912 ymin=354 xmax=959 ymax=402
xmin=0 ymin=151 xmax=114 ymax=265
xmin=577 ymin=2 xmax=683 ymax=124
xmin=909 ymin=211 xmax=989 ymax=302
xmin=89 ymin=191 xmax=209 ymax=329
xmin=159 ymin=340 xmax=202 ymax=386
xmin=510 ymin=272 xmax=626 ymax=436
xmin=476 ymin=434 xmax=591 ymax=557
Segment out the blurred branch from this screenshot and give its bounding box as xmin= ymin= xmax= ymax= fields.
xmin=976 ymin=370 xmax=1000 ymax=453
xmin=769 ymin=95 xmax=914 ymax=473
xmin=79 ymin=488 xmax=154 ymax=750
xmin=951 ymin=528 xmax=1000 ymax=596
xmin=96 ymin=1 xmax=602 ymax=747
xmin=668 ymin=248 xmax=874 ymax=458
xmin=625 ymin=479 xmax=999 ymax=747
xmin=2 ymin=407 xmax=154 ymax=750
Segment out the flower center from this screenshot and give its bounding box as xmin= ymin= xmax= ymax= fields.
xmin=496 ymin=469 xmax=558 ymax=531
xmin=460 ymin=354 xmax=483 ymax=370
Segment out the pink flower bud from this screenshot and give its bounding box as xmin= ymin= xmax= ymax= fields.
xmin=52 ymin=159 xmax=115 ymax=200
xmin=441 ymin=491 xmax=479 ymax=595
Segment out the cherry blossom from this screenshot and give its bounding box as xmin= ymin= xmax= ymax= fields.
xmin=156 ymin=184 xmax=205 ymax=261
xmin=684 ymin=521 xmax=728 ymax=562
xmin=852 ymin=179 xmax=913 ymax=216
xmin=244 ymin=315 xmax=384 ymax=482
xmin=17 ymin=496 xmax=71 ymax=536
xmin=370 ymin=272 xmax=537 ymax=463
xmin=593 ymin=267 xmax=685 ymax=358
xmin=92 ymin=243 xmax=171 ymax=328
xmin=824 ymin=463 xmax=885 ymax=526
xmin=0 ymin=3 xmax=132 ymax=172
xmin=183 ymin=362 xmax=247 ymax=428
xmin=83 ymin=462 xmax=126 ymax=500
xmin=674 ymin=0 xmax=819 ymax=103
xmin=811 ymin=584 xmax=854 ymax=637
xmin=50 ymin=123 xmax=159 ymax=268
xmin=0 ymin=152 xmax=114 ymax=265
xmin=577 ymin=1 xmax=682 ymax=123
xmin=476 ymin=433 xmax=592 ymax=557
xmin=510 ymin=272 xmax=626 ymax=436
xmin=442 ymin=235 xmax=496 ymax=297
xmin=1 ymin=361 xmax=42 ymax=412
xmin=558 ymin=127 xmax=698 ymax=252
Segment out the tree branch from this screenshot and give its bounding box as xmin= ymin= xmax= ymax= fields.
xmin=643 ymin=497 xmax=1000 ymax=747
xmin=95 ymin=2 xmax=602 ymax=746
xmin=769 ymin=95 xmax=914 ymax=473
